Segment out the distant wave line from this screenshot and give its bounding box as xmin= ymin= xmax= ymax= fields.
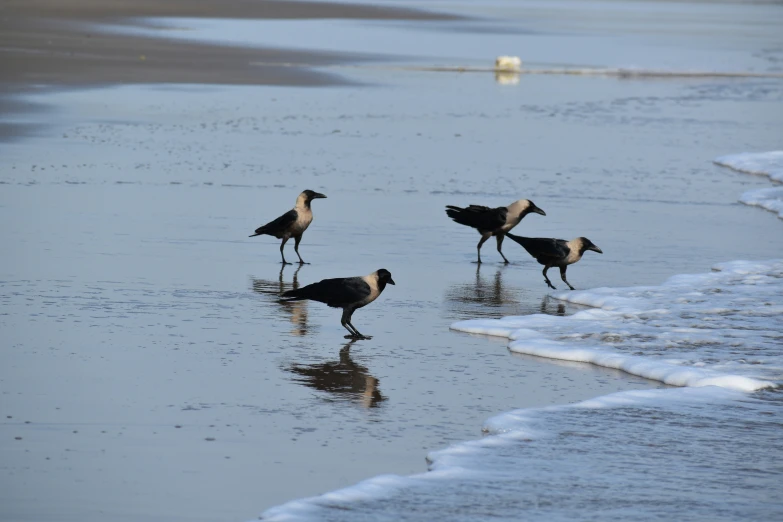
xmin=249 ymin=62 xmax=783 ymax=79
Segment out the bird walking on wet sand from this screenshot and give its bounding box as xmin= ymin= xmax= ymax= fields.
xmin=280 ymin=269 xmax=395 ymax=340
xmin=249 ymin=189 xmax=327 ymax=264
xmin=505 ymin=232 xmax=602 ymax=290
xmin=445 ymin=199 xmax=546 ymax=264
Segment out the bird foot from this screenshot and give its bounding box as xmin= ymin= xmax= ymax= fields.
xmin=281 ymin=261 xmax=292 ymax=265
xmin=298 ymin=261 xmax=310 ymax=265
xmin=344 ymin=334 xmax=372 ymax=340
xmin=545 ymin=281 xmax=557 ymax=290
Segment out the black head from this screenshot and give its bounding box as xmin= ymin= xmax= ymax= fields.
xmin=527 ymin=200 xmax=546 ymax=217
xmin=580 ymin=237 xmax=603 ymax=254
xmin=377 ymin=269 xmax=396 ymax=286
xmin=302 ymin=189 xmax=327 ymax=202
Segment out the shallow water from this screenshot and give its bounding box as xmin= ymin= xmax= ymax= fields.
xmin=264 ymin=387 xmax=783 ymax=522
xmin=265 ymin=262 xmax=783 ymax=520
xmin=2 ymin=1 xmax=783 ymax=521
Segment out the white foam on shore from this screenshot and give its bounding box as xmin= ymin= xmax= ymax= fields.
xmin=453 ymin=260 xmax=782 ymax=392
xmin=714 ymin=151 xmax=783 ymax=182
xmin=741 ymin=186 xmax=783 ymax=219
xmin=714 ymin=151 xmax=783 ymax=219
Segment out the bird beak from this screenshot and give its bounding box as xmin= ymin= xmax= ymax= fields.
xmin=532 ymin=206 xmax=546 ymax=216
xmin=313 ymin=192 xmax=327 ymax=199
xmin=388 ymin=278 xmax=396 ymax=285
xmin=589 ymin=245 xmax=603 ymax=254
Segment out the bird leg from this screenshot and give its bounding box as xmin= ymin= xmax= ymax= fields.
xmin=341 ymin=321 xmax=359 ymax=338
xmin=543 ymin=265 xmax=557 ymax=290
xmin=293 ymin=235 xmax=308 ymax=264
xmin=495 ymin=234 xmax=510 ymax=264
xmin=476 ymin=235 xmax=490 ymax=264
xmin=348 ymin=321 xmax=372 ymax=340
xmin=340 ymin=310 xmax=356 ymax=335
xmin=341 ymin=310 xmax=370 ymax=339
xmin=280 ymin=237 xmax=291 ymax=264
xmin=560 ymin=266 xmax=575 ymax=290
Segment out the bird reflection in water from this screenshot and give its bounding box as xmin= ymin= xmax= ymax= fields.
xmin=445 ymin=266 xmax=574 ymax=319
xmin=252 ymin=264 xmax=309 ymax=336
xmin=445 ymin=265 xmax=521 ymax=319
xmin=540 ymin=295 xmax=567 ymax=316
xmin=287 ymin=341 xmax=385 ymax=408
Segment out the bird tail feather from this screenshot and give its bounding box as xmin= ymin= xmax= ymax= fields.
xmin=280 ymin=288 xmax=304 ymax=300
xmin=280 ymin=286 xmax=315 ymax=301
xmin=504 ymin=232 xmax=529 ymax=247
xmin=445 ymin=206 xmax=476 ymax=227
xmin=249 ymin=225 xmax=268 ymax=238
xmin=504 ymin=233 xmax=539 ymax=257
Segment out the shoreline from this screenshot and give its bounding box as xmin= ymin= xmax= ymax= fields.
xmin=0 ymin=0 xmax=458 ymax=88
xmin=0 ymin=0 xmax=459 ymax=140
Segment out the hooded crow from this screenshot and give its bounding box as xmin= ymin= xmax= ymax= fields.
xmin=505 ymin=233 xmax=602 ymax=290
xmin=249 ymin=189 xmax=327 ymax=264
xmin=445 ymin=199 xmax=546 ymax=264
xmin=280 ymin=269 xmax=395 ymax=340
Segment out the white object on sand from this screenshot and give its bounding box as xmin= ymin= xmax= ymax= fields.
xmin=494 ymin=56 xmax=522 ymax=72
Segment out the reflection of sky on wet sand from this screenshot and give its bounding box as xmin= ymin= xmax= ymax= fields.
xmin=287 ymin=341 xmax=385 ymax=409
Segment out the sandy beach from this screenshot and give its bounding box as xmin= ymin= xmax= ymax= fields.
xmin=2 ymin=1 xmax=782 ymax=521
xmin=0 ymin=0 xmax=455 ymax=140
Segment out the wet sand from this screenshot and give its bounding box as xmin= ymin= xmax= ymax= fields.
xmin=0 ymin=0 xmax=457 ymax=137
xmin=0 ymin=0 xmax=453 ymax=89
xmin=2 ymin=1 xmax=783 ymax=521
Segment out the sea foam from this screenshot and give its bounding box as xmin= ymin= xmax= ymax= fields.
xmin=715 ymin=151 xmax=783 ymax=218
xmin=714 ymin=151 xmax=783 ymax=182
xmin=741 ymin=186 xmax=783 ymax=219
xmin=453 ymin=259 xmax=782 ymax=391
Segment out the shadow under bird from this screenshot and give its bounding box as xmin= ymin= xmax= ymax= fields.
xmin=505 ymin=232 xmax=602 ymax=290
xmin=280 ymin=269 xmax=395 ymax=340
xmin=445 ymin=199 xmax=546 ymax=264
xmin=249 ymin=189 xmax=326 ymax=264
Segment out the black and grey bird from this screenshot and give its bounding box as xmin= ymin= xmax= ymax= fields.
xmin=280 ymin=269 xmax=395 ymax=340
xmin=445 ymin=199 xmax=546 ymax=264
xmin=505 ymin=233 xmax=603 ymax=290
xmin=249 ymin=189 xmax=327 ymax=264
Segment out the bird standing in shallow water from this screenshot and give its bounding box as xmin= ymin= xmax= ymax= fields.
xmin=445 ymin=199 xmax=546 ymax=264
xmin=249 ymin=189 xmax=326 ymax=264
xmin=505 ymin=233 xmax=602 ymax=290
xmin=280 ymin=269 xmax=395 ymax=340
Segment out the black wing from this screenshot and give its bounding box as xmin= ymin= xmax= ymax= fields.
xmin=250 ymin=209 xmax=297 ymax=238
xmin=281 ymin=276 xmax=371 ymax=308
xmin=505 ymin=234 xmax=570 ymax=263
xmin=445 ymin=205 xmax=507 ymax=232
